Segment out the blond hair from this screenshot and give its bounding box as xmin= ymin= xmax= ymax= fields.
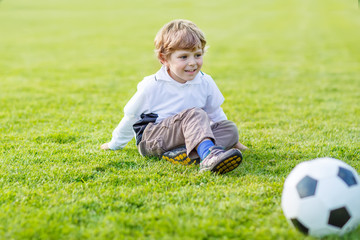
xmin=154 ymin=19 xmax=206 ymax=62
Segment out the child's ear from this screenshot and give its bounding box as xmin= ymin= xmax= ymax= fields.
xmin=159 ymin=53 xmax=168 ymax=66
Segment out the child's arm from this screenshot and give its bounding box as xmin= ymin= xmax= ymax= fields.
xmin=207 ymin=107 xmax=227 ymax=122
xmin=204 ymin=76 xmax=248 ymax=151
xmin=101 ymin=116 xmax=139 ymax=150
xmin=203 ymin=75 xmax=227 ymax=122
xmin=101 ymin=83 xmax=149 ymax=150
xmin=234 ymin=141 xmax=248 ymax=151
xmin=106 ymin=115 xmax=138 ymax=150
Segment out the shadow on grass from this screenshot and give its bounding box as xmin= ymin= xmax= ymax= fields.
xmin=226 ymin=148 xmax=301 ymax=178
xmin=34 ymin=133 xmax=78 ymax=144
xmin=95 ymin=148 xmax=161 ymax=172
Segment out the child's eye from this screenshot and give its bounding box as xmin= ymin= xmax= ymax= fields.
xmin=179 ymin=56 xmax=187 ymax=59
xmin=195 ymin=54 xmax=202 ymax=58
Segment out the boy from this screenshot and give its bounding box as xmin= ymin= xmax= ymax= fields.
xmin=101 ymin=19 xmax=246 ymax=174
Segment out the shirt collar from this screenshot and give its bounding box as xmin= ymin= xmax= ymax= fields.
xmin=155 ymin=65 xmax=203 ymax=85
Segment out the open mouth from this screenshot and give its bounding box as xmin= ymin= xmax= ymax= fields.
xmin=185 ymin=69 xmax=197 ymax=73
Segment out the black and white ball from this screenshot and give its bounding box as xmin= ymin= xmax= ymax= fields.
xmin=281 ymin=157 xmax=360 ymax=237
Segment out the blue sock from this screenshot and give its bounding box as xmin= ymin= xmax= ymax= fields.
xmin=196 ymin=139 xmax=215 ymax=161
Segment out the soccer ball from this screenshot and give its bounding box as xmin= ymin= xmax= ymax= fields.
xmin=281 ymin=157 xmax=360 ymax=237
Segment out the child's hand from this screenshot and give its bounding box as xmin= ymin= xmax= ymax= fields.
xmin=101 ymin=143 xmax=110 ymax=150
xmin=234 ymin=141 xmax=248 ymax=151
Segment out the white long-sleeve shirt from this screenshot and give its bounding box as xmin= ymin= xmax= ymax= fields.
xmin=108 ymin=65 xmax=227 ymax=150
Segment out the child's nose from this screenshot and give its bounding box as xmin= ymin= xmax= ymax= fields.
xmin=188 ymin=58 xmax=196 ymax=66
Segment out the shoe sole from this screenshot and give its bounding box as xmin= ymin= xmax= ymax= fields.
xmin=161 ymin=148 xmax=199 ymax=166
xmin=211 ymin=150 xmax=243 ymax=174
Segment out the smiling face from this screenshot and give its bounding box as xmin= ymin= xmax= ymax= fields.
xmin=162 ymin=48 xmax=203 ymax=84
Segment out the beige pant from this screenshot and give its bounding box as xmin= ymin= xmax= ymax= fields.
xmin=137 ymin=108 xmax=239 ymax=159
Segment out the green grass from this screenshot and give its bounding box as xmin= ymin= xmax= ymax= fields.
xmin=1 ymin=0 xmax=359 ymax=239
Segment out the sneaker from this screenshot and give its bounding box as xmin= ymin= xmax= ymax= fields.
xmin=161 ymin=146 xmax=200 ymax=165
xmin=199 ymin=146 xmax=242 ymax=174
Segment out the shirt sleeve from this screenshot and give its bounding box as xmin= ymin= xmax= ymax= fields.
xmin=203 ymin=75 xmax=227 ymax=122
xmin=207 ymin=107 xmax=227 ymax=122
xmin=108 ymin=81 xmax=149 ymax=150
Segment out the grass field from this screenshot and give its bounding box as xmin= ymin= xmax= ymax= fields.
xmin=1 ymin=0 xmax=360 ymax=239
